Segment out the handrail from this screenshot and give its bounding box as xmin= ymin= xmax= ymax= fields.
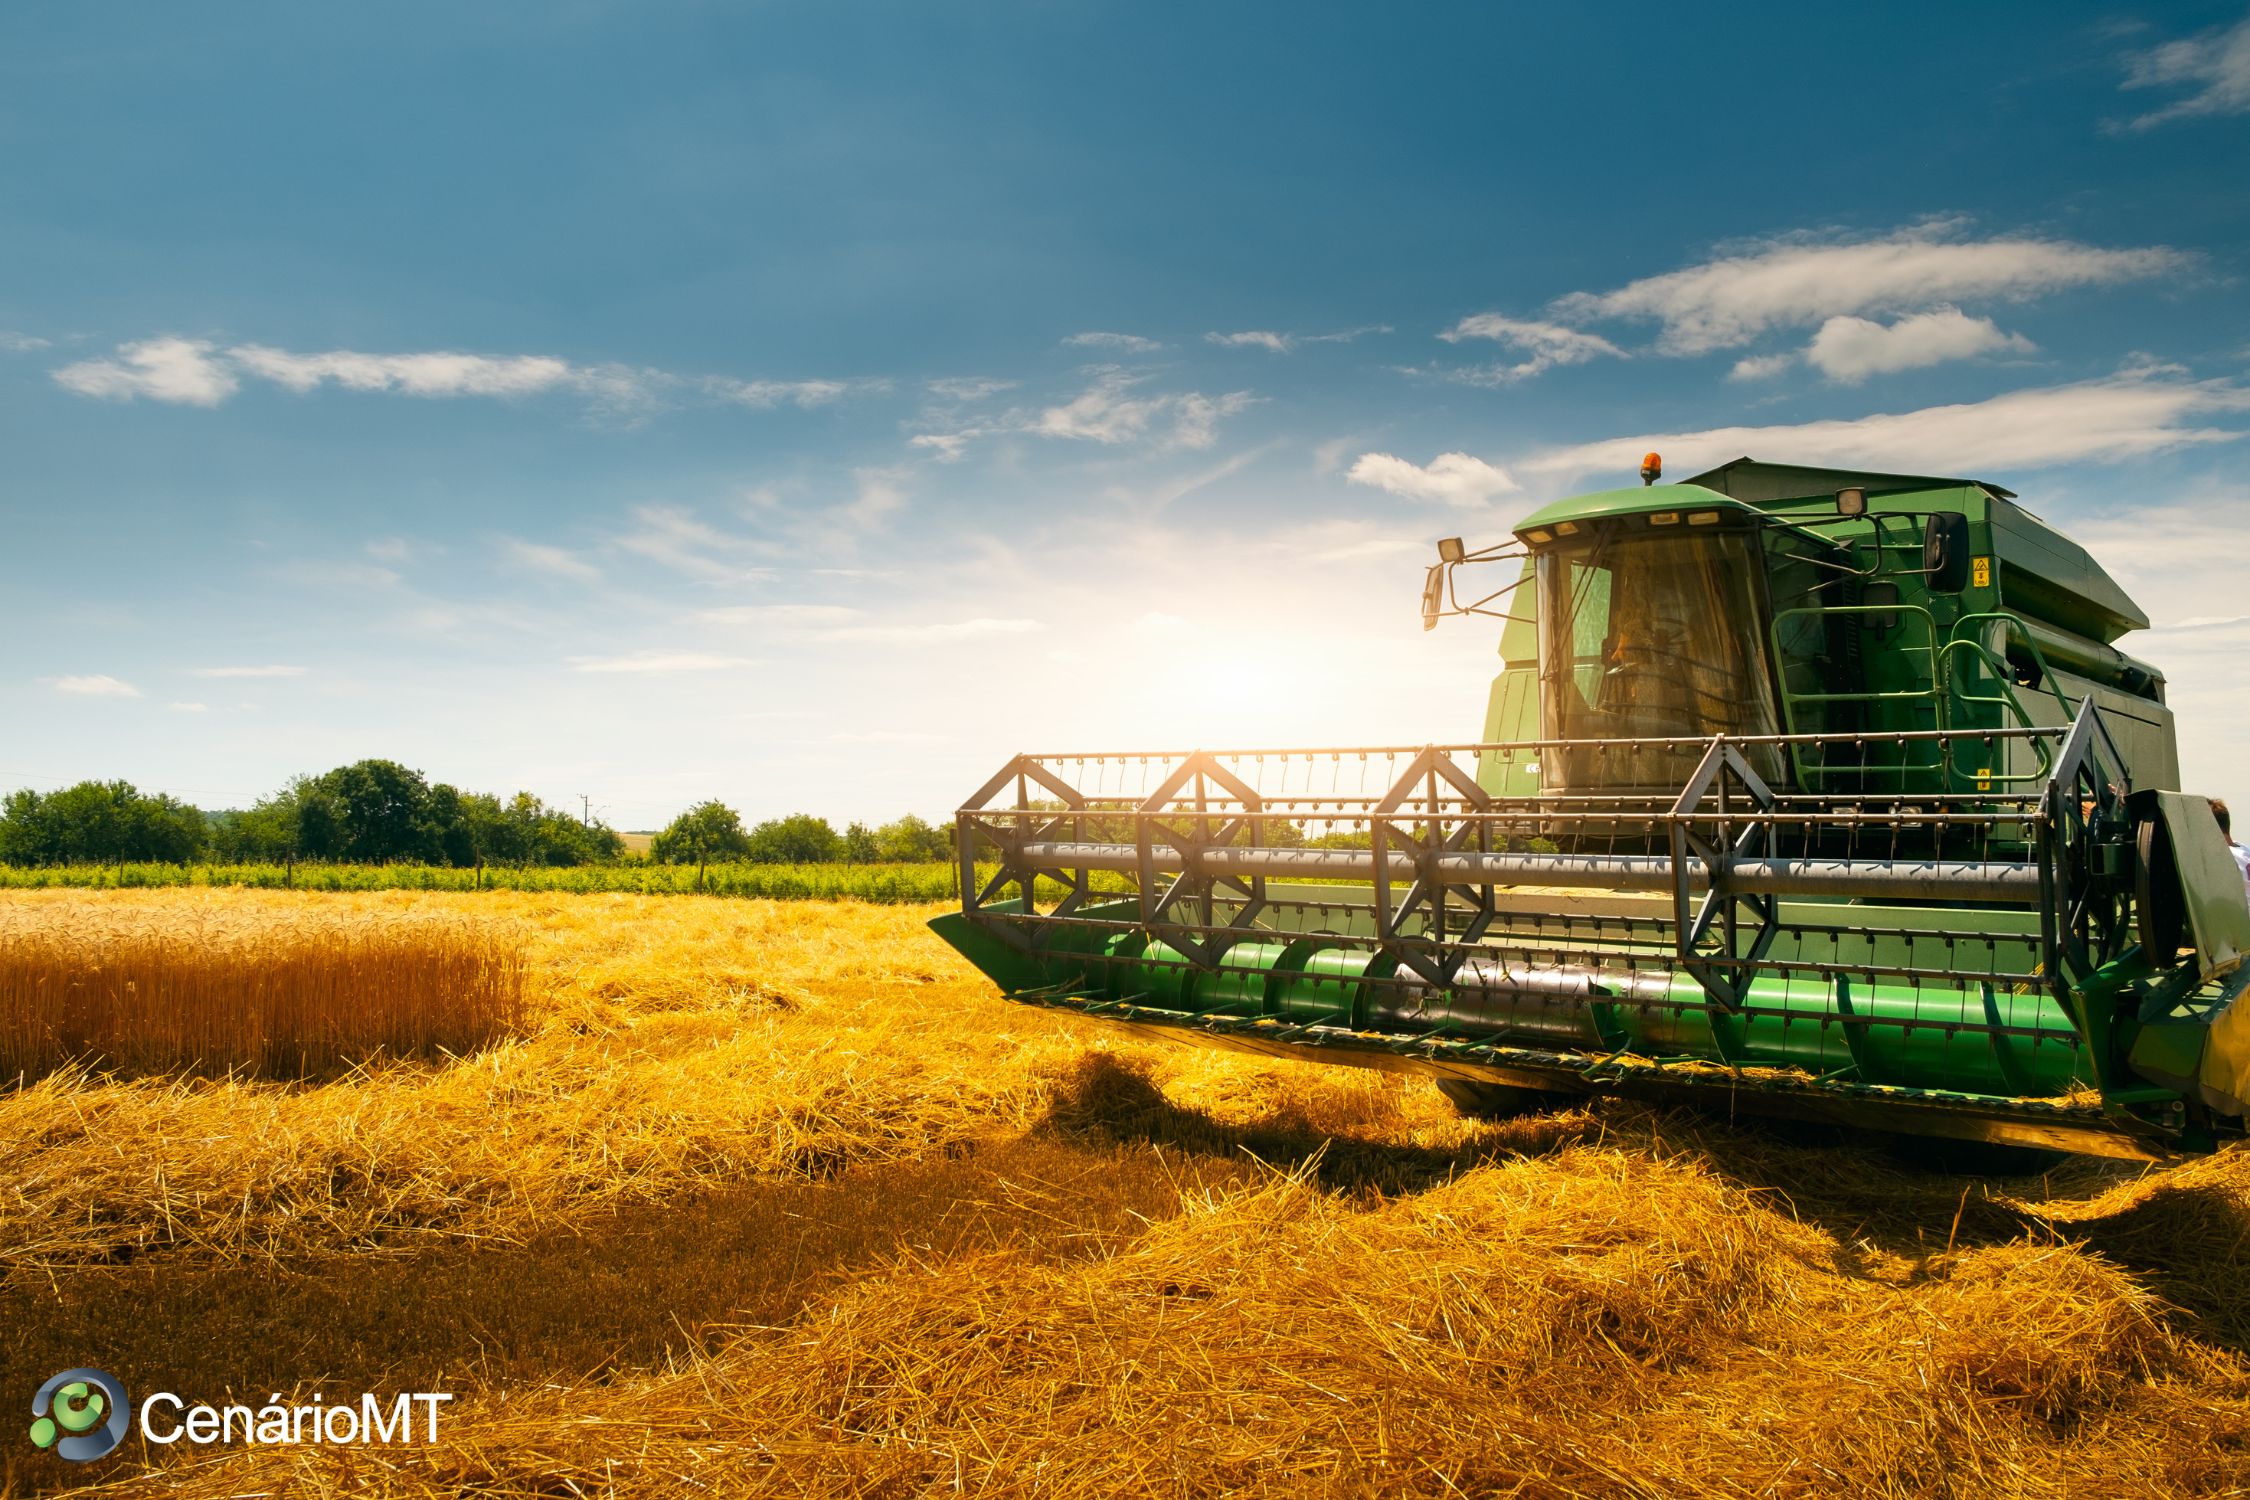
xmin=1767 ymin=602 xmax=1943 ymax=790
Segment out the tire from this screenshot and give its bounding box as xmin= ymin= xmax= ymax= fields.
xmin=1434 ymin=1077 xmax=1573 ymax=1120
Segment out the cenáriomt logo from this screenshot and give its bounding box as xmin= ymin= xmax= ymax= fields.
xmin=30 ymin=1368 xmax=130 ymax=1463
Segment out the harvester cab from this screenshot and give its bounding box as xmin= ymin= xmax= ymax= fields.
xmin=934 ymin=458 xmax=2250 ymax=1163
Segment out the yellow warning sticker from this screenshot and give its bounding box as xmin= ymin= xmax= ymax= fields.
xmin=1971 ymin=555 xmax=1992 ymax=588
xmin=1977 ymin=767 xmax=1992 ymax=791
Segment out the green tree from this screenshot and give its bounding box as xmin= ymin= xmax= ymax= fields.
xmin=427 ymin=783 xmax=479 ymax=867
xmin=871 ymin=814 xmax=950 ymax=863
xmin=744 ymin=813 xmax=841 ymax=864
xmin=0 ymin=781 xmax=206 ymax=865
xmin=650 ymin=800 xmax=753 ymax=883
xmin=313 ymin=759 xmax=440 ymax=862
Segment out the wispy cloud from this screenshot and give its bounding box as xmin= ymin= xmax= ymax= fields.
xmin=230 ymin=345 xmax=578 ymax=397
xmin=909 ymin=431 xmax=975 ymax=462
xmin=915 ymin=370 xmax=1255 ymax=458
xmin=1430 ymin=315 xmax=1625 ymax=382
xmin=1728 ymin=352 xmax=1799 ymax=382
xmin=567 ymin=651 xmax=758 ymax=674
xmin=1551 ymin=223 xmax=2183 ymax=355
xmin=615 ymin=504 xmax=777 ymax=585
xmin=500 ymin=538 xmax=602 ymax=582
xmin=1803 ymin=307 xmax=2035 ymax=382
xmin=54 ymin=338 xmax=240 ymax=406
xmin=0 ymin=331 xmax=52 ymax=352
xmin=190 ymin=664 xmax=307 ymax=678
xmin=1033 ymin=370 xmax=1254 ymax=449
xmin=167 ymin=701 xmax=208 ymax=713
xmin=2117 ymin=12 xmax=2250 ymax=130
xmin=924 ymin=376 xmax=1016 ymax=402
xmin=706 ymin=375 xmax=889 ymax=409
xmin=45 ymin=674 xmax=142 ymax=697
xmin=54 ymin=338 xmax=882 ymax=422
xmin=1061 ymin=331 xmax=1163 ymax=353
xmin=1204 ymin=326 xmax=1389 ymax=353
xmin=1347 ymin=451 xmax=1520 ymax=508
xmin=1522 ymin=369 xmax=2250 ymax=483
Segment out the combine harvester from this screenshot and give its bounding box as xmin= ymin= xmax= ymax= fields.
xmin=933 ymin=458 xmax=2250 ymax=1162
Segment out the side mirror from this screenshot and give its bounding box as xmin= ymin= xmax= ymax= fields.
xmin=1420 ymin=564 xmax=1446 ymax=631
xmin=1922 ymin=512 xmax=1971 ymax=593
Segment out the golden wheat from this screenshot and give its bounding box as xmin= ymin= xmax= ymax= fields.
xmin=3 ymin=888 xmax=2247 ymax=1499
xmin=0 ymin=893 xmax=523 ymax=1079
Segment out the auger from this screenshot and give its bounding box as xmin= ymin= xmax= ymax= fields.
xmin=933 ymin=458 xmax=2250 ymax=1161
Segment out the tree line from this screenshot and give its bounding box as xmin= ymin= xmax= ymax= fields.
xmin=0 ymin=761 xmax=951 ymax=869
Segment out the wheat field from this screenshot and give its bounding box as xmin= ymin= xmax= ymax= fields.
xmin=2 ymin=888 xmax=2247 ymax=1497
xmin=0 ymin=896 xmax=523 ymax=1079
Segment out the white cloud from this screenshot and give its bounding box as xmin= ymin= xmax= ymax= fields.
xmin=909 ymin=432 xmax=974 ymax=462
xmin=53 ymin=338 xmax=874 ymax=419
xmin=190 ymin=664 xmax=307 ymax=678
xmin=1438 ymin=315 xmax=1626 ymax=383
xmin=1166 ymin=391 xmax=1258 ymax=450
xmin=229 ymin=345 xmax=576 ymax=397
xmin=1034 ymin=379 xmax=1154 ymax=443
xmin=708 ymin=376 xmax=886 ymax=409
xmin=1205 ymin=326 xmax=1389 ymax=353
xmin=1553 ymin=224 xmax=2184 ymax=355
xmin=0 ymin=331 xmax=51 ymax=352
xmin=46 ymin=674 xmax=142 ymax=697
xmin=568 ymin=651 xmax=757 ymax=674
xmin=501 ymin=538 xmax=601 ymax=582
xmin=2119 ymin=13 xmax=2250 ymax=130
xmin=1034 ymin=371 xmax=1254 ymax=449
xmin=1729 ymin=352 xmax=1799 ymax=382
xmin=167 ymin=702 xmax=208 ymax=713
xmin=1523 ymin=370 xmax=2250 ymax=483
xmin=1803 ymin=307 xmax=2036 ymax=382
xmin=844 ymin=466 xmax=910 ymax=528
xmin=924 ymin=376 xmax=1016 ymax=401
xmin=1062 ymin=331 xmax=1163 ymax=353
xmin=1346 ymin=451 xmax=1520 ymax=508
xmin=615 ymin=504 xmax=777 ymax=585
xmin=1207 ymin=330 xmax=1295 ymax=353
xmin=53 ymin=338 xmax=239 ymax=406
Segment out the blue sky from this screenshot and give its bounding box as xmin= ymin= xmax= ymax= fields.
xmin=4 ymin=0 xmax=2248 ymax=827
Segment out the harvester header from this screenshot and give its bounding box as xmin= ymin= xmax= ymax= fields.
xmin=934 ymin=459 xmax=2250 ymax=1162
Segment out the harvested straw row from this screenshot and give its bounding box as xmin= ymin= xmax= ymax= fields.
xmin=0 ymin=901 xmax=523 ymax=1079
xmin=101 ymin=1148 xmax=2250 ymax=1499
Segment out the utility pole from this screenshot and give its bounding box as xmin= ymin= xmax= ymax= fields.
xmin=580 ymin=794 xmax=590 ymax=828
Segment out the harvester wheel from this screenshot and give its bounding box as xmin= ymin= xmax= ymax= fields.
xmin=1434 ymin=1078 xmax=1572 ymax=1120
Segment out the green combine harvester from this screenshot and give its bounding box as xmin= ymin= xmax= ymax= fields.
xmin=933 ymin=457 xmax=2250 ymax=1162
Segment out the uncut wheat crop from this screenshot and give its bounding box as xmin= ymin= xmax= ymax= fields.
xmin=0 ymin=894 xmax=524 ymax=1079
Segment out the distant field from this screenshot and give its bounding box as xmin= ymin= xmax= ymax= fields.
xmin=4 ymin=887 xmax=2247 ymax=1497
xmin=0 ymin=859 xmax=959 ymax=902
